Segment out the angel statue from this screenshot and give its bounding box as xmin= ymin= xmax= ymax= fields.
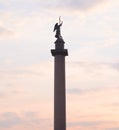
xmin=53 ymin=17 xmax=63 ymax=39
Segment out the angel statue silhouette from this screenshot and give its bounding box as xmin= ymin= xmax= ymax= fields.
xmin=53 ymin=17 xmax=63 ymax=39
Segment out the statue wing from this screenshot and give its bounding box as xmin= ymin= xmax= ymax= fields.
xmin=53 ymin=23 xmax=58 ymax=32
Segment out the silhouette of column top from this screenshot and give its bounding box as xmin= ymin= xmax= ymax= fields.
xmin=51 ymin=18 xmax=68 ymax=56
xmin=51 ymin=38 xmax=68 ymax=56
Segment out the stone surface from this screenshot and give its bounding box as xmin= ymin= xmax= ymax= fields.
xmin=51 ymin=38 xmax=68 ymax=130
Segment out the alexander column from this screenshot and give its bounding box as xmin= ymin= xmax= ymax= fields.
xmin=51 ymin=18 xmax=68 ymax=130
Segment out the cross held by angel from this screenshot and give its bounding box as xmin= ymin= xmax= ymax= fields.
xmin=53 ymin=17 xmax=63 ymax=39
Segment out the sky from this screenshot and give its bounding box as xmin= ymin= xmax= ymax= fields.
xmin=0 ymin=0 xmax=119 ymax=130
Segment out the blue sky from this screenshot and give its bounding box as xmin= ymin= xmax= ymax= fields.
xmin=0 ymin=0 xmax=119 ymax=130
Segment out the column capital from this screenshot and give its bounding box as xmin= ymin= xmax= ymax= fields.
xmin=51 ymin=49 xmax=68 ymax=56
xmin=51 ymin=38 xmax=68 ymax=56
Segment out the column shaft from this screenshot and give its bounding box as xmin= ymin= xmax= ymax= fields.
xmin=54 ymin=55 xmax=66 ymax=130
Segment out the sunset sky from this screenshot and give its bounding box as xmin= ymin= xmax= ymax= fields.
xmin=0 ymin=0 xmax=119 ymax=130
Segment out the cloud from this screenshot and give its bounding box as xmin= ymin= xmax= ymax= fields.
xmin=0 ymin=112 xmax=21 ymax=128
xmin=67 ymin=62 xmax=119 ymax=88
xmin=68 ymin=120 xmax=115 ymax=129
xmin=0 ymin=0 xmax=107 ymax=11
xmin=107 ymin=128 xmax=119 ymax=130
xmin=67 ymin=86 xmax=105 ymax=95
xmin=52 ymin=0 xmax=107 ymax=10
xmin=1 ymin=61 xmax=119 ymax=98
xmin=0 ymin=92 xmax=6 ymax=98
xmin=0 ymin=112 xmax=51 ymax=129
xmin=0 ymin=26 xmax=15 ymax=38
xmin=70 ymin=121 xmax=104 ymax=127
xmin=0 ymin=61 xmax=119 ymax=130
xmin=104 ymin=102 xmax=119 ymax=110
xmin=111 ymin=63 xmax=119 ymax=71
